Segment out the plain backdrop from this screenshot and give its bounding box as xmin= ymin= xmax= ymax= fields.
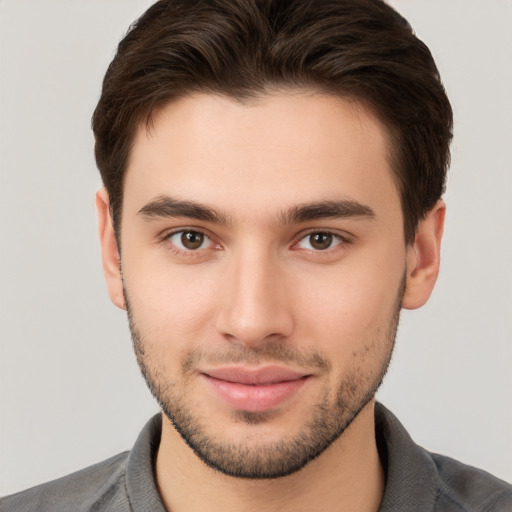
xmin=0 ymin=0 xmax=511 ymax=496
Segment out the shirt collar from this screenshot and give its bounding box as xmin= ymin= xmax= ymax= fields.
xmin=375 ymin=402 xmax=440 ymax=511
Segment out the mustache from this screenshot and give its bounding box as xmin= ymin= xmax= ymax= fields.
xmin=181 ymin=341 xmax=331 ymax=374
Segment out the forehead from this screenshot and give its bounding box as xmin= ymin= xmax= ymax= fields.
xmin=123 ymin=91 xmax=400 ymax=224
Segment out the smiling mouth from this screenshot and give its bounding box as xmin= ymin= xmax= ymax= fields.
xmin=200 ymin=366 xmax=312 ymax=412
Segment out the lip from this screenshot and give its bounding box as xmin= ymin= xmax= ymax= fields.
xmin=201 ymin=366 xmax=311 ymax=412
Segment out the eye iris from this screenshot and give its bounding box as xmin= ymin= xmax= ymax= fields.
xmin=181 ymin=231 xmax=203 ymax=250
xmin=310 ymin=232 xmax=332 ymax=250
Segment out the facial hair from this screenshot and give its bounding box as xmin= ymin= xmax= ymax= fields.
xmin=125 ymin=274 xmax=405 ymax=479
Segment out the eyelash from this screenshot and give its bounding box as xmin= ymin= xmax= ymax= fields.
xmin=293 ymin=231 xmax=348 ymax=252
xmin=162 ymin=229 xmax=218 ymax=257
xmin=161 ymin=228 xmax=352 ymax=257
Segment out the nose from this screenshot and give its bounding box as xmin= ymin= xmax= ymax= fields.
xmin=215 ymin=246 xmax=295 ymax=348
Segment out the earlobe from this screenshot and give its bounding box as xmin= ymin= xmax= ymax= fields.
xmin=96 ymin=188 xmax=126 ymax=310
xmin=402 ymin=200 xmax=446 ymax=310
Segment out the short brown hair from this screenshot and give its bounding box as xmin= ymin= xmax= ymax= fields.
xmin=92 ymin=0 xmax=453 ymax=243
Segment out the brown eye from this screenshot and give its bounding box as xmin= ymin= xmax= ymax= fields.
xmin=181 ymin=231 xmax=204 ymax=249
xmin=168 ymin=230 xmax=212 ymax=251
xmin=296 ymin=232 xmax=343 ymax=251
xmin=309 ymin=232 xmax=333 ymax=250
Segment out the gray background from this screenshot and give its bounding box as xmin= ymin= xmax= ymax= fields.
xmin=1 ymin=0 xmax=511 ymax=495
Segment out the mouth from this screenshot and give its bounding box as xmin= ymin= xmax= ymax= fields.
xmin=200 ymin=366 xmax=312 ymax=413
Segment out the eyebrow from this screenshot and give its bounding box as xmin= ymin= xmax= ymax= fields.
xmin=138 ymin=195 xmax=231 ymax=225
xmin=138 ymin=195 xmax=375 ymax=226
xmin=281 ymin=199 xmax=375 ymax=224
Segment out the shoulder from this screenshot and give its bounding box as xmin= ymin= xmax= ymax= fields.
xmin=375 ymin=403 xmax=512 ymax=512
xmin=428 ymin=450 xmax=512 ymax=511
xmin=0 ymin=451 xmax=131 ymax=512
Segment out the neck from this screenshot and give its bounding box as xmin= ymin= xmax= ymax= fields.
xmin=155 ymin=401 xmax=385 ymax=512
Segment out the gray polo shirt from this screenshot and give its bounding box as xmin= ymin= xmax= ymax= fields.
xmin=1 ymin=403 xmax=511 ymax=511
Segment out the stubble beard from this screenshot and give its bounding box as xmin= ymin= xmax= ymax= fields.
xmin=125 ymin=275 xmax=404 ymax=479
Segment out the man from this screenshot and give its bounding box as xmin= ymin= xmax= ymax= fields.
xmin=1 ymin=0 xmax=511 ymax=510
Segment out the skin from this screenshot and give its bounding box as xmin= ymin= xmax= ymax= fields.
xmin=97 ymin=91 xmax=445 ymax=512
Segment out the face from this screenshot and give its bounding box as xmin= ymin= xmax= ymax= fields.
xmin=106 ymin=92 xmax=418 ymax=478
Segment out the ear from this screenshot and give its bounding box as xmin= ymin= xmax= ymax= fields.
xmin=96 ymin=188 xmax=126 ymax=310
xmin=402 ymin=200 xmax=446 ymax=310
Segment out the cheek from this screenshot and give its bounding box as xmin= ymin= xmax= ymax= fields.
xmin=123 ymin=261 xmax=220 ymax=353
xmin=293 ymin=260 xmax=403 ymax=360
